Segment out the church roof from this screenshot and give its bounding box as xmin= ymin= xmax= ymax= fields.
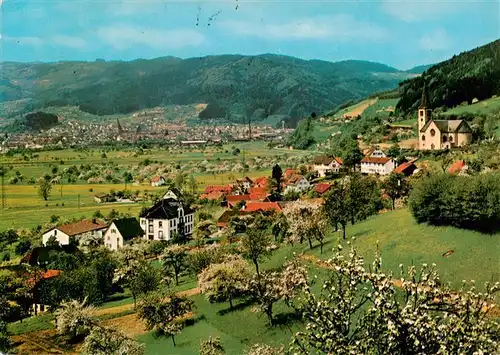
xmin=419 ymin=84 xmax=430 ymax=109
xmin=420 ymin=119 xmax=472 ymax=133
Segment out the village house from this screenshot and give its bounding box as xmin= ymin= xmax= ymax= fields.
xmin=253 ymin=177 xmax=270 ymax=189
xmin=313 ymin=183 xmax=332 ymax=195
xmin=393 ymin=160 xmax=419 ymax=176
xmin=448 ymin=160 xmax=468 ymax=175
xmin=312 ymin=156 xmax=344 ymax=177
xmin=216 ymin=210 xmax=250 ymax=230
xmin=360 ymin=150 xmax=396 ymax=175
xmin=225 ymin=194 xmax=251 ymax=208
xmin=103 ymin=218 xmax=144 ymax=250
xmin=151 ymin=175 xmax=166 ymax=187
xmin=94 ymin=193 xmax=115 ymax=203
xmin=163 ymin=188 xmax=183 ymax=200
xmin=29 ymin=269 xmax=62 ymax=314
xmin=283 ymin=174 xmax=311 ymax=194
xmin=139 ymin=198 xmax=195 ymax=241
xmin=418 ymin=86 xmax=472 ymax=150
xmin=235 ymin=177 xmax=253 ymax=191
xmin=42 ymin=219 xmax=108 ymax=246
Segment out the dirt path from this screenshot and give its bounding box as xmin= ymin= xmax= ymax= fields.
xmin=11 ymin=329 xmax=71 ymax=355
xmin=94 ymin=287 xmax=201 ymax=317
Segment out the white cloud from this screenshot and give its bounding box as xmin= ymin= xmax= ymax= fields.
xmin=217 ymin=15 xmax=389 ymax=41
xmin=381 ymin=0 xmax=458 ymax=22
xmin=97 ymin=24 xmax=205 ymax=50
xmin=51 ymin=35 xmax=87 ymax=49
xmin=419 ymin=29 xmax=453 ymax=51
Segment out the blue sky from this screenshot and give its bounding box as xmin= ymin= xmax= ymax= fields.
xmin=1 ymin=0 xmax=499 ymax=69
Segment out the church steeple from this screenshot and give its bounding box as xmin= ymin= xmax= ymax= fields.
xmin=419 ymin=83 xmax=430 ymax=109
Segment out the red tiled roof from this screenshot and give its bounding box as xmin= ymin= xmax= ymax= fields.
xmin=394 ymin=161 xmax=417 ymax=174
xmin=204 ymin=185 xmax=232 ymax=194
xmin=244 ymin=202 xmax=282 ymax=213
xmin=200 ymin=192 xmax=225 ymax=201
xmin=285 ymin=174 xmax=305 ymax=185
xmin=249 ymin=187 xmax=267 ymax=195
xmin=27 ymin=269 xmax=62 ymax=288
xmin=226 ymin=194 xmax=251 ymax=202
xmin=334 ymin=157 xmax=343 ymax=165
xmin=151 ymin=176 xmax=164 ymax=182
xmin=361 ymin=157 xmax=391 ymax=164
xmin=249 ymin=192 xmax=269 ymax=201
xmin=284 ymin=168 xmax=298 ymax=178
xmin=216 ymin=210 xmax=250 ymax=227
xmin=314 ymin=183 xmax=332 ymax=194
xmin=449 ymin=160 xmax=466 ymax=174
xmin=253 ymin=177 xmax=269 ymax=187
xmin=52 ymin=219 xmax=108 ymax=237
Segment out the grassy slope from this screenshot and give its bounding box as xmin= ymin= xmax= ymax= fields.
xmin=138 ymin=208 xmax=498 ymax=353
xmin=443 ymin=96 xmax=500 ymax=116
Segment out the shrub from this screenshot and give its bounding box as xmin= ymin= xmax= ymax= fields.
xmin=409 ymin=172 xmax=500 ymax=233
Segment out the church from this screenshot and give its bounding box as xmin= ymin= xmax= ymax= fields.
xmin=418 ymin=86 xmax=472 ymax=150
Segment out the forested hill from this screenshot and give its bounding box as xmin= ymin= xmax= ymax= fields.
xmin=397 ymin=39 xmax=500 ymax=113
xmin=2 ymin=54 xmax=419 ymax=125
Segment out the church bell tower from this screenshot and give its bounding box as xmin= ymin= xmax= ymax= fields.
xmin=418 ymin=84 xmax=432 ymax=133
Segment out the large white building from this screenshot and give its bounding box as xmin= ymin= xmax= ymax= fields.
xmin=360 ymin=150 xmax=396 ymax=175
xmin=139 ymin=198 xmax=195 ymax=241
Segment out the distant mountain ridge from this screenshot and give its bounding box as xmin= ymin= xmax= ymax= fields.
xmin=1 ymin=54 xmax=423 ymax=126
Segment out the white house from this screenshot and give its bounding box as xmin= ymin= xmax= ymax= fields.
xmin=103 ymin=218 xmax=144 ymax=251
xmin=284 ymin=174 xmax=311 ymax=194
xmin=139 ymin=198 xmax=195 ymax=241
xmin=360 ymin=150 xmax=396 ymax=175
xmin=42 ymin=219 xmax=108 ymax=246
xmin=151 ymin=176 xmax=166 ymax=187
xmin=312 ymin=156 xmax=344 ymax=177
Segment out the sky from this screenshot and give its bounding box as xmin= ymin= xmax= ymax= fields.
xmin=1 ymin=0 xmax=499 ymax=69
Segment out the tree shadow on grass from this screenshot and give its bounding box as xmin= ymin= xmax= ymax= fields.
xmin=351 ymin=228 xmax=372 ymax=239
xmin=217 ymin=298 xmax=256 ymax=316
xmin=272 ymin=311 xmax=303 ymax=328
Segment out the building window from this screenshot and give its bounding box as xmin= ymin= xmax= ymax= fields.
xmin=54 ymin=230 xmax=57 ymax=235
xmin=419 ymin=111 xmax=423 ymax=117
xmin=159 ymin=221 xmax=163 ymax=227
xmin=449 ymin=135 xmax=453 ymax=142
xmin=442 ymin=135 xmax=447 ymax=143
xmin=431 ymin=144 xmax=435 ymax=149
xmin=430 ymin=129 xmax=436 ymax=137
xmin=141 ymin=219 xmax=146 ymax=225
xmin=148 ymin=226 xmax=153 ymax=233
xmin=421 ymin=135 xmax=425 ymax=141
xmin=111 ymin=229 xmax=116 ymax=234
xmin=159 ymin=231 xmax=163 ymax=239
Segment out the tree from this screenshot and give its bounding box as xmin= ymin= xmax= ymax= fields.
xmin=245 ymin=343 xmax=285 ymax=355
xmin=162 ymin=245 xmax=187 ymax=286
xmin=114 ymin=247 xmax=160 ymax=308
xmin=271 ymin=164 xmax=283 ymax=196
xmin=241 ymin=216 xmax=272 ymax=276
xmin=81 ymin=326 xmax=144 ymax=355
xmin=137 ymin=291 xmax=194 ymax=347
xmin=340 ymin=138 xmax=363 ymax=172
xmin=188 ymin=174 xmax=198 ymax=195
xmin=14 ymin=238 xmax=31 ymax=256
xmin=248 ymin=259 xmax=307 ymax=325
xmin=387 ymin=143 xmax=401 ymax=158
xmin=383 ymin=173 xmax=411 ymax=210
xmin=283 ymin=201 xmax=327 ymax=252
xmin=271 ymin=213 xmax=289 ymax=243
xmin=175 ymin=171 xmax=186 ymax=189
xmin=200 ymin=336 xmax=224 ymax=355
xmin=193 ymin=220 xmax=214 ymax=246
xmin=123 ymin=172 xmax=133 ymax=190
xmin=54 ymin=298 xmax=96 ymax=341
xmin=290 ymin=243 xmax=500 ymax=354
xmin=0 ymin=295 xmax=13 ymax=353
xmin=440 ymin=153 xmax=454 ymax=173
xmin=198 ymin=255 xmax=252 ymax=308
xmin=324 ymin=180 xmax=351 ymax=239
xmin=46 ymin=235 xmax=61 ymax=248
xmin=38 ymin=179 xmax=52 ymax=201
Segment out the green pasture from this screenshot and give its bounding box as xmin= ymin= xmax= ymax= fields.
xmin=444 ymin=96 xmax=500 ymax=117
